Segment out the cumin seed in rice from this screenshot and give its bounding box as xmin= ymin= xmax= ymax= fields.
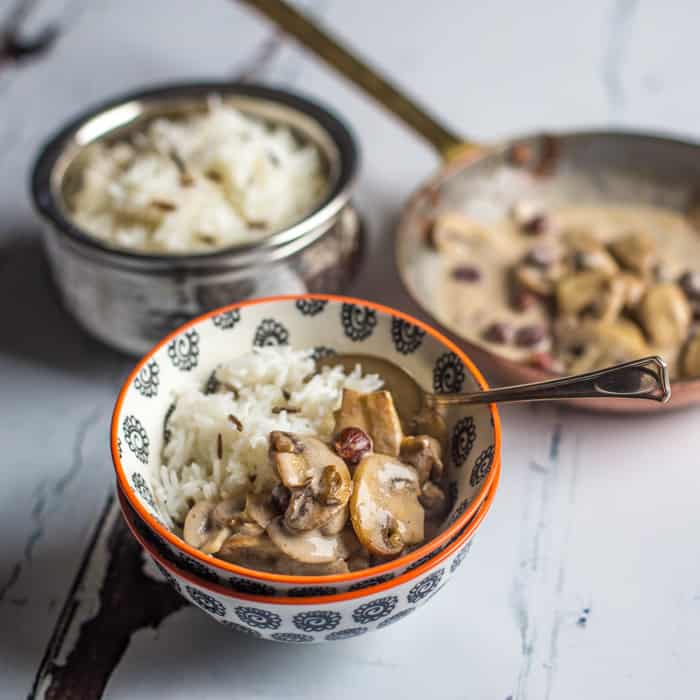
xmin=228 ymin=414 xmax=243 ymax=431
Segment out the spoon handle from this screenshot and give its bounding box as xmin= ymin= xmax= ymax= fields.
xmin=431 ymin=356 xmax=671 ymax=406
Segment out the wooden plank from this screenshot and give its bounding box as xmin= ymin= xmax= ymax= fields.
xmin=30 ymin=496 xmax=187 ymax=700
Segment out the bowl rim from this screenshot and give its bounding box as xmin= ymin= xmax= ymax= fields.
xmin=111 ymin=293 xmax=502 ymax=584
xmin=119 ymin=459 xmax=499 ymax=605
xmin=30 ymin=81 xmax=358 ymax=264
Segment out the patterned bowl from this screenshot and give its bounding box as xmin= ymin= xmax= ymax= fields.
xmin=111 ymin=294 xmax=501 ymax=594
xmin=118 ymin=472 xmax=499 ymax=642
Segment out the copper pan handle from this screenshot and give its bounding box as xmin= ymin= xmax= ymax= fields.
xmin=239 ymin=0 xmax=477 ymax=163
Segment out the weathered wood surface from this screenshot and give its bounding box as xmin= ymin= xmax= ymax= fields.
xmin=2 ymin=1 xmax=700 ymax=698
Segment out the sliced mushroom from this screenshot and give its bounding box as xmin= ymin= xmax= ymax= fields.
xmin=554 ymin=319 xmax=649 ymax=374
xmin=556 ymin=270 xmax=613 ymax=317
xmin=571 ymin=244 xmax=620 ymax=275
xmin=513 ymin=264 xmax=553 ymax=296
xmin=244 ymin=491 xmax=277 ymax=529
xmin=431 ymin=211 xmax=491 ymax=254
xmin=183 ymin=500 xmax=217 ymax=549
xmin=335 ymin=389 xmax=404 ymax=456
xmin=681 ymin=333 xmax=700 ymax=378
xmin=618 ymin=272 xmax=647 ymax=308
xmin=638 ymin=282 xmax=691 ymax=346
xmin=284 ymin=485 xmax=343 ymax=532
xmin=608 ymin=232 xmax=657 ymax=275
xmin=211 ymin=494 xmax=246 ymax=529
xmin=201 ymin=526 xmax=233 ymax=555
xmin=399 ymin=435 xmax=444 ymax=484
xmin=216 ymin=531 xmax=280 ymax=563
xmin=273 ymin=556 xmax=351 ymax=576
xmin=269 ymin=432 xmax=352 ymax=532
xmin=350 ymin=454 xmax=424 ymax=557
xmin=267 ymin=516 xmax=348 ymax=564
xmin=269 ymin=431 xmax=309 ymax=487
xmin=419 ymin=482 xmax=449 ymax=519
xmin=320 ymin=505 xmax=349 ymax=535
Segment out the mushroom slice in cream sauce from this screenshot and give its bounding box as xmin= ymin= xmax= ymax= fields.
xmin=181 ymin=388 xmax=453 ymax=575
xmin=432 ymin=203 xmax=700 ymax=378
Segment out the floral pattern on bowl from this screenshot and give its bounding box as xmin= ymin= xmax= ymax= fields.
xmin=112 ymin=295 xmax=500 ymax=595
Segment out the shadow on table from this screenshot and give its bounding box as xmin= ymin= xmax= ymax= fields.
xmin=0 ymin=235 xmax=126 ymax=376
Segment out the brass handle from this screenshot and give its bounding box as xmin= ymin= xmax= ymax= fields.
xmin=430 ymin=356 xmax=672 ymax=406
xmin=239 ymin=0 xmax=476 ymax=162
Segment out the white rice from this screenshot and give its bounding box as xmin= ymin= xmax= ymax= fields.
xmin=155 ymin=347 xmax=383 ymax=528
xmin=71 ymin=95 xmax=326 ymax=253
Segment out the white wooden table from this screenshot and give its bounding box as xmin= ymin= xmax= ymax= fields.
xmin=1 ymin=1 xmax=699 ymax=698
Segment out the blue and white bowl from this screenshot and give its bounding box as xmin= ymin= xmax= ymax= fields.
xmin=119 ymin=476 xmax=497 ymax=643
xmin=112 ymin=295 xmax=501 ymax=598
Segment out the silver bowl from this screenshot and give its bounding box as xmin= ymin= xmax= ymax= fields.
xmin=31 ymin=82 xmax=361 ymax=355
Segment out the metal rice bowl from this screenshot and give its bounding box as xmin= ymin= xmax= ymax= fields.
xmin=31 ymin=82 xmax=361 ymax=355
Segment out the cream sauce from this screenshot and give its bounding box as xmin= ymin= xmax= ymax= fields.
xmin=436 ymin=204 xmax=700 ymax=376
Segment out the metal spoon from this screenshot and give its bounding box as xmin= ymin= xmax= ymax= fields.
xmin=319 ymin=354 xmax=670 ymax=425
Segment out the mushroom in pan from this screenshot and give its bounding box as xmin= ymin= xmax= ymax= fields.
xmin=554 ymin=319 xmax=649 ymax=374
xmin=349 ymin=453 xmax=424 ymax=557
xmin=608 ymin=232 xmax=657 ymax=275
xmin=682 ymin=333 xmax=700 ymax=378
xmin=637 ymin=282 xmax=691 ymax=346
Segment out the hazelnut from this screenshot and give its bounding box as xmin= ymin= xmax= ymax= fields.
xmin=451 ymin=265 xmax=482 ymax=283
xmin=482 ymin=321 xmax=514 ymax=344
xmin=333 ymin=427 xmax=373 ymax=465
xmin=515 ymin=324 xmax=547 ymax=347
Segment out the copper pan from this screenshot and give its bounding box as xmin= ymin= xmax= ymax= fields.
xmin=242 ymin=0 xmax=700 ymax=412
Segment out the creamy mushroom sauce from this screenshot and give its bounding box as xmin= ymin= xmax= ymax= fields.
xmin=434 ymin=203 xmax=700 ymax=378
xmin=182 ymin=388 xmax=450 ymax=575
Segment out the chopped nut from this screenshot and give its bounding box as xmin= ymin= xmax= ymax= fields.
xmin=482 ymin=321 xmax=514 ymax=344
xmin=515 ymin=324 xmax=546 ymax=347
xmin=333 ymin=427 xmax=373 ymax=465
xmin=451 ymin=265 xmax=482 ymax=282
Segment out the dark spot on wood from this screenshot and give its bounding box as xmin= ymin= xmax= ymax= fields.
xmin=40 ymin=507 xmax=187 ymax=700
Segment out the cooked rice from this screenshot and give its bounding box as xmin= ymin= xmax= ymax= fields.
xmin=71 ymin=95 xmax=326 ymax=253
xmin=154 ymin=347 xmax=382 ymax=528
